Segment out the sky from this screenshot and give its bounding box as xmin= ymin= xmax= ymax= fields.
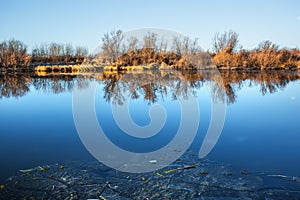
xmin=0 ymin=0 xmax=300 ymax=52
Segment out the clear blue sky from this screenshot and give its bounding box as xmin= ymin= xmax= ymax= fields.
xmin=1 ymin=0 xmax=300 ymax=52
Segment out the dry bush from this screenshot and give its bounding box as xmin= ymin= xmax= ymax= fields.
xmin=0 ymin=39 xmax=31 ymax=68
xmin=213 ymin=38 xmax=300 ymax=69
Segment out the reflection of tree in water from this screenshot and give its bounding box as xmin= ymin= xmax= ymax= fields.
xmin=0 ymin=74 xmax=90 ymax=99
xmin=32 ymin=76 xmax=76 ymax=94
xmin=0 ymin=74 xmax=30 ymax=98
xmin=99 ymin=70 xmax=300 ymax=105
xmin=217 ymin=70 xmax=300 ymax=102
xmin=100 ymin=73 xmax=125 ymax=105
xmin=1 ymin=70 xmax=299 ymax=103
xmin=99 ymin=70 xmax=203 ymax=105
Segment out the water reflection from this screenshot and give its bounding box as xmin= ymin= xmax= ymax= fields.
xmin=1 ymin=70 xmax=299 ymax=103
xmin=0 ymin=73 xmax=90 ymax=98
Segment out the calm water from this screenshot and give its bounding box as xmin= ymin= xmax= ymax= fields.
xmin=0 ymin=70 xmax=300 ymax=186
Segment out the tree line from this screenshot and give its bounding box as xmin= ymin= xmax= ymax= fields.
xmin=0 ymin=40 xmax=88 ymax=69
xmin=1 ymin=30 xmax=300 ymax=70
xmin=99 ymin=30 xmax=300 ymax=70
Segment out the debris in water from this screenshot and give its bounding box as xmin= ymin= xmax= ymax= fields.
xmin=292 ymin=176 xmax=299 ymax=182
xmin=156 ymin=173 xmax=164 ymax=177
xmin=267 ymin=174 xmax=288 ymax=178
xmin=201 ymin=181 xmax=209 ymax=186
xmin=1 ymin=158 xmax=300 ymax=199
xmin=149 ymin=160 xmax=157 ymax=164
xmin=241 ymin=169 xmax=250 ymax=175
xmin=59 ymin=165 xmax=65 ymax=171
xmin=181 ymin=165 xmax=196 ymax=170
xmin=99 ymin=182 xmax=109 ymax=198
xmin=199 ymin=171 xmax=208 ymax=175
xmin=39 ymin=166 xmax=47 ymax=172
xmin=61 ymin=177 xmax=67 ymax=182
xmin=163 ymin=169 xmax=177 ymax=174
xmin=19 ymin=167 xmax=38 ymax=173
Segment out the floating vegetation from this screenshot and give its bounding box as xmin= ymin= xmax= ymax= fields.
xmin=1 ymin=155 xmax=300 ymax=199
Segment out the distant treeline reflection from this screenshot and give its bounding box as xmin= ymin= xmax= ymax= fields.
xmin=1 ymin=70 xmax=299 ymax=104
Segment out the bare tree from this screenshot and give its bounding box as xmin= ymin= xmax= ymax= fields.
xmin=158 ymin=37 xmax=168 ymax=52
xmin=171 ymin=36 xmax=205 ymax=68
xmin=64 ymin=43 xmax=74 ymax=57
xmin=31 ymin=43 xmax=88 ymax=64
xmin=143 ymin=32 xmax=158 ymax=50
xmin=256 ymin=40 xmax=279 ymax=52
xmin=0 ymin=39 xmax=30 ymax=68
xmin=32 ymin=44 xmax=50 ymax=57
xmin=75 ymin=46 xmax=88 ymax=57
xmin=212 ymin=31 xmax=239 ymax=53
xmin=172 ymin=36 xmax=200 ymax=56
xmin=101 ymin=30 xmax=124 ymax=63
xmin=126 ymin=36 xmax=139 ymax=53
xmin=49 ymin=43 xmax=63 ymax=56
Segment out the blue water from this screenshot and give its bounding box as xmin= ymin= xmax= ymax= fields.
xmin=0 ymin=72 xmax=299 ymax=183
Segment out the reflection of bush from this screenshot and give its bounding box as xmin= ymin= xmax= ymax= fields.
xmin=1 ymin=70 xmax=299 ymax=104
xmin=95 ymin=70 xmax=300 ymax=105
xmin=0 ymin=74 xmax=89 ymax=98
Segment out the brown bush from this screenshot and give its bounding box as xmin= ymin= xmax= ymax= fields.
xmin=212 ymin=39 xmax=300 ymax=69
xmin=0 ymin=39 xmax=31 ymax=68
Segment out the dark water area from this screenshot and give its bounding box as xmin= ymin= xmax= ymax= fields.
xmin=0 ymin=69 xmax=299 ymax=198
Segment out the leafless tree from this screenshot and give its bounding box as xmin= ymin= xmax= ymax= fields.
xmin=143 ymin=32 xmax=158 ymax=50
xmin=212 ymin=30 xmax=239 ymax=53
xmin=158 ymin=37 xmax=168 ymax=52
xmin=31 ymin=43 xmax=88 ymax=64
xmin=64 ymin=43 xmax=74 ymax=57
xmin=0 ymin=39 xmax=30 ymax=68
xmin=172 ymin=36 xmax=200 ymax=56
xmin=101 ymin=30 xmax=124 ymax=63
xmin=75 ymin=46 xmax=88 ymax=57
xmin=172 ymin=36 xmax=206 ymax=68
xmin=256 ymin=40 xmax=279 ymax=52
xmin=125 ymin=36 xmax=139 ymax=52
xmin=32 ymin=44 xmax=50 ymax=57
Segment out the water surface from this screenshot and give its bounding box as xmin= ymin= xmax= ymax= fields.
xmin=0 ymin=70 xmax=299 ymax=197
